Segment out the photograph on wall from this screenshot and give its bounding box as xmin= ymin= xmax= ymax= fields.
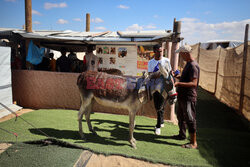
xmin=96 ymin=45 xmax=138 ymax=76
xmin=110 ymin=47 xmax=116 ymax=54
xmin=98 ymin=57 xmax=103 ymax=64
xmin=118 ymin=47 xmax=127 ymax=58
xmin=137 ymin=45 xmax=154 ymax=70
xmin=97 ymin=47 xmax=103 ymax=54
xmin=103 ymin=46 xmax=109 ymax=54
xmin=109 ymin=57 xmax=116 ymax=64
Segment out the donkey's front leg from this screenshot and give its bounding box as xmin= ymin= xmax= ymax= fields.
xmin=129 ymin=110 xmax=137 ymax=149
xmin=78 ymin=103 xmax=85 ymax=140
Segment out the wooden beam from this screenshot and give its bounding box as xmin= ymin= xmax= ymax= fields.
xmin=86 ymin=13 xmax=90 ymax=32
xmin=90 ymin=31 xmax=111 ymax=37
xmin=25 ymin=0 xmax=32 ymax=33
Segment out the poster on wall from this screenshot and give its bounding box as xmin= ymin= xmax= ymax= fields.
xmin=96 ymin=45 xmax=137 ymax=76
xmin=137 ymin=45 xmax=154 ymax=76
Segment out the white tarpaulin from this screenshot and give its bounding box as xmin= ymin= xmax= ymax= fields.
xmin=200 ymin=40 xmax=243 ymax=50
xmin=0 ymin=46 xmax=22 ymax=118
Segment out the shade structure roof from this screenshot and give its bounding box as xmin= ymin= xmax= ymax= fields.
xmin=0 ymin=28 xmax=182 ymax=51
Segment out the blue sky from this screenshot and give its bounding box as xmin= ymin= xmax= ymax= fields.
xmin=0 ymin=0 xmax=249 ymax=44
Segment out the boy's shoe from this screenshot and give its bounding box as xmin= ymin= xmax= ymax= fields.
xmin=155 ymin=128 xmax=161 ymax=135
xmin=155 ymin=123 xmax=164 ymax=129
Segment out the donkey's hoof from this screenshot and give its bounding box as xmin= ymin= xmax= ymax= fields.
xmin=79 ymin=133 xmax=85 ymax=140
xmin=91 ymin=130 xmax=97 ymax=136
xmin=131 ymin=143 xmax=137 ymax=149
xmin=80 ymin=136 xmax=86 ymax=141
xmin=130 ymin=139 xmax=137 ymax=149
xmin=131 ymin=138 xmax=137 ymax=144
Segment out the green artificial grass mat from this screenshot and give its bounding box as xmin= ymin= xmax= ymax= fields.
xmin=0 ymin=142 xmax=82 ymax=167
xmin=0 ymin=88 xmax=249 ymax=167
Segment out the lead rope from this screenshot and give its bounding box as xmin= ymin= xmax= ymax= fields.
xmin=0 ymin=102 xmax=50 ymax=138
xmin=0 ymin=127 xmax=18 ymax=142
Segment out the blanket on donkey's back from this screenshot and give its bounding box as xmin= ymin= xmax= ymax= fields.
xmin=77 ymin=71 xmax=138 ymax=102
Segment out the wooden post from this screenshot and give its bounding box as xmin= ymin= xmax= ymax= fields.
xmin=86 ymin=13 xmax=90 ymax=32
xmin=25 ymin=0 xmax=32 ymax=33
xmin=174 ymin=21 xmax=181 ymax=38
xmin=171 ymin=42 xmax=180 ymax=70
xmin=171 ymin=20 xmax=181 ymax=71
xmin=239 ymin=24 xmax=249 ymax=113
xmin=166 ymin=18 xmax=182 ymax=125
xmin=173 ymin=18 xmax=176 ymax=29
xmin=214 ymin=47 xmax=221 ymax=95
xmin=214 ymin=60 xmax=219 ymax=95
xmin=161 ymin=42 xmax=165 ymax=57
xmin=197 ymin=42 xmax=201 ymax=63
xmin=165 ymin=42 xmax=172 ymax=60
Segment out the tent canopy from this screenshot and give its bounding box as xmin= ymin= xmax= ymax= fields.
xmin=0 ymin=28 xmax=182 ymax=52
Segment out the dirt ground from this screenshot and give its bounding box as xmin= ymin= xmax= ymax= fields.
xmin=0 ymin=109 xmax=172 ymax=167
xmin=0 ymin=143 xmax=12 ymax=154
xmin=0 ymin=108 xmax=34 ymax=123
xmin=85 ymin=153 xmax=171 ymax=167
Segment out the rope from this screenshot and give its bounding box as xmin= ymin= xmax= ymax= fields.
xmin=0 ymin=102 xmax=50 ymax=138
xmin=0 ymin=103 xmax=84 ymax=151
xmin=0 ymin=127 xmax=18 ymax=137
xmin=0 ymin=127 xmax=18 ymax=142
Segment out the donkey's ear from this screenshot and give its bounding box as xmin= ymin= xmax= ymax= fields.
xmin=142 ymin=71 xmax=149 ymax=79
xmin=138 ymin=85 xmax=148 ymax=104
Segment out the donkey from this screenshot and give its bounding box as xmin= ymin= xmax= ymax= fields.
xmin=77 ymin=63 xmax=177 ymax=148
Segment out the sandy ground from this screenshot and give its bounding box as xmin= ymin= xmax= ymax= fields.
xmin=0 ymin=143 xmax=12 ymax=154
xmin=0 ymin=109 xmax=172 ymax=167
xmin=86 ymin=153 xmax=172 ymax=167
xmin=0 ymin=109 xmax=33 ymax=155
xmin=0 ymin=108 xmax=34 ymax=123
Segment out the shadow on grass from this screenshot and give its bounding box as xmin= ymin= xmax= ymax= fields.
xmin=29 ymin=128 xmax=127 ymax=146
xmin=196 ymin=87 xmax=250 ymax=167
xmin=29 ymin=120 xmax=181 ymax=148
xmin=29 ymin=128 xmax=80 ymax=140
xmin=91 ymin=119 xmax=156 ymax=132
xmin=92 ymin=125 xmax=181 ymax=147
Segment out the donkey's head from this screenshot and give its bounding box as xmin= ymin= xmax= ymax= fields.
xmin=158 ymin=63 xmax=177 ymax=105
xmin=137 ymin=65 xmax=177 ymax=105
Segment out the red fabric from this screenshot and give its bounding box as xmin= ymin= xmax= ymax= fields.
xmin=83 ymin=56 xmax=87 ymax=65
xmin=170 ymin=93 xmax=178 ymax=97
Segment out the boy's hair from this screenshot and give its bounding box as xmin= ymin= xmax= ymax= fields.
xmin=87 ymin=45 xmax=96 ymax=52
xmin=153 ymin=44 xmax=161 ymax=51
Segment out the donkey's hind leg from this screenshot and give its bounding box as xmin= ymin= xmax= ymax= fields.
xmin=78 ymin=94 xmax=93 ymax=140
xmin=85 ymin=100 xmax=97 ymax=135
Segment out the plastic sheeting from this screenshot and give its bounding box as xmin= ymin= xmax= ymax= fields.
xmin=200 ymin=41 xmax=243 ymax=50
xmin=26 ymin=40 xmax=45 ymax=65
xmin=0 ymin=46 xmax=12 ymax=109
xmin=0 ymin=46 xmax=22 ymax=118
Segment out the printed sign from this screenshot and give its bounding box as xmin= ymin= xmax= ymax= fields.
xmin=96 ymin=45 xmax=137 ymax=76
xmin=137 ymin=45 xmax=154 ymax=75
